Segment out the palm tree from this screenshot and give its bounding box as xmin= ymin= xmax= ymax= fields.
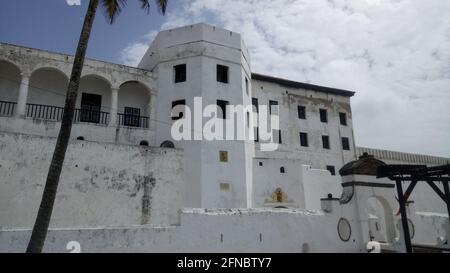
xmin=26 ymin=0 xmax=168 ymax=253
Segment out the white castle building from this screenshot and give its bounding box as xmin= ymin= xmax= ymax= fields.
xmin=0 ymin=23 xmax=449 ymax=253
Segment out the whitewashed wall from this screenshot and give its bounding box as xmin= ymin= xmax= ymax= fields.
xmin=0 ymin=208 xmax=361 ymax=253
xmin=0 ymin=132 xmax=183 ymax=229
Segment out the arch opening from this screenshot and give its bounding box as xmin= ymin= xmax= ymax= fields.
xmin=0 ymin=60 xmax=22 ymax=107
xmin=118 ymin=81 xmax=151 ymax=128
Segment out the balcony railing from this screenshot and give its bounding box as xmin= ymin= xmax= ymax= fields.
xmin=25 ymin=103 xmax=109 ymax=125
xmin=118 ymin=113 xmax=149 ymax=129
xmin=26 ymin=103 xmax=64 ymax=121
xmin=0 ymin=100 xmax=17 ymax=116
xmin=3 ymin=102 xmax=149 ymax=129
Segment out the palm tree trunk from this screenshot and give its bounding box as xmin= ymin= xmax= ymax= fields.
xmin=26 ymin=0 xmax=100 ymax=253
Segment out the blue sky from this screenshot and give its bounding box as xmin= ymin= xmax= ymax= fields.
xmin=1 ymin=0 xmax=449 ymax=157
xmin=0 ymin=0 xmax=172 ymax=64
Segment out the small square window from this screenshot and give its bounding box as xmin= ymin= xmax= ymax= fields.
xmin=219 ymin=151 xmax=228 ymax=162
xmin=320 ymin=109 xmax=328 ymax=123
xmin=217 ymin=100 xmax=229 ymax=119
xmin=322 ymin=135 xmax=330 ymax=149
xmin=217 ymin=65 xmax=229 ymax=83
xmin=298 ymin=105 xmax=306 ymax=119
xmin=342 ymin=137 xmax=350 ymax=151
xmin=171 ymin=99 xmax=186 ymax=120
xmin=259 ymin=161 xmax=263 ymax=166
xmin=220 ymin=182 xmax=230 ymax=192
xmin=326 ymin=165 xmax=336 ymax=176
xmin=300 ymin=132 xmax=308 ymax=147
xmin=339 ymin=112 xmax=347 ymax=126
xmin=174 ymin=64 xmax=186 ymax=83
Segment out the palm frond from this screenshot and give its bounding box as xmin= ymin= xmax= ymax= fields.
xmin=153 ymin=0 xmax=168 ymax=15
xmin=138 ymin=0 xmax=168 ymax=15
xmin=101 ymin=0 xmax=168 ymax=24
xmin=101 ymin=0 xmax=128 ymax=24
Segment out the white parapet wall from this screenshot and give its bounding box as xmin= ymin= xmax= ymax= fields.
xmin=0 ymin=208 xmax=361 ymax=253
xmin=0 ymin=131 xmax=184 ymax=229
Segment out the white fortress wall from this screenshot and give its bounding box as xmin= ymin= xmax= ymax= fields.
xmin=0 ymin=208 xmax=361 ymax=253
xmin=0 ymin=132 xmax=184 ymax=229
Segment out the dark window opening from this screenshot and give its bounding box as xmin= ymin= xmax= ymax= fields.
xmin=252 ymin=98 xmax=259 ymax=113
xmin=124 ymin=107 xmax=140 ymax=127
xmin=342 ymin=137 xmax=350 ymax=151
xmin=139 ymin=140 xmax=149 ymax=146
xmin=217 ymin=65 xmax=229 ymax=83
xmin=319 ymin=108 xmax=328 ymax=123
xmin=259 ymin=161 xmax=263 ymax=166
xmin=80 ymin=93 xmax=102 ymax=123
xmin=298 ymin=105 xmax=306 ymax=119
xmin=300 ymin=132 xmax=308 ymax=147
xmin=174 ymin=64 xmax=186 ymax=83
xmin=160 ymin=140 xmax=175 ymax=148
xmin=339 ymin=112 xmax=347 ymax=126
xmin=326 ymin=165 xmax=336 ymax=176
xmin=217 ymin=100 xmax=229 ymax=119
xmin=269 ymin=100 xmax=279 ymax=115
xmin=322 ymin=135 xmax=330 ymax=149
xmin=171 ymin=99 xmax=186 ymax=120
xmin=280 ymin=167 xmax=285 ymax=173
xmin=254 ymin=127 xmax=259 ymax=142
xmin=76 ymin=136 xmax=84 ymax=141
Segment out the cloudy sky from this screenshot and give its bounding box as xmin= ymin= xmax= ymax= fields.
xmin=1 ymin=0 xmax=449 ymax=157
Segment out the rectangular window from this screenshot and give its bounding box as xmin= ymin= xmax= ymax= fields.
xmin=124 ymin=107 xmax=140 ymax=127
xmin=322 ymin=135 xmax=330 ymax=149
xmin=174 ymin=64 xmax=186 ymax=83
xmin=171 ymin=99 xmax=186 ymax=120
xmin=326 ymin=165 xmax=336 ymax=176
xmin=252 ymin=98 xmax=259 ymax=113
xmin=300 ymin=132 xmax=308 ymax=147
xmin=269 ymin=100 xmax=279 ymax=115
xmin=320 ymin=108 xmax=328 ymax=123
xmin=342 ymin=137 xmax=350 ymax=151
xmin=217 ymin=100 xmax=229 ymax=119
xmin=219 ymin=151 xmax=228 ymax=162
xmin=254 ymin=127 xmax=259 ymax=142
xmin=298 ymin=105 xmax=306 ymax=119
xmin=339 ymin=112 xmax=347 ymax=126
xmin=217 ymin=64 xmax=229 ymax=83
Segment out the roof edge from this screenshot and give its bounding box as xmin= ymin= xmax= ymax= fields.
xmin=251 ymin=73 xmax=356 ymax=97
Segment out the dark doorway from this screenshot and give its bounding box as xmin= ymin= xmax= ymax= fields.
xmin=124 ymin=107 xmax=140 ymax=127
xmin=80 ymin=93 xmax=102 ymax=123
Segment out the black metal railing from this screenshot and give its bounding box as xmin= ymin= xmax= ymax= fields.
xmin=117 ymin=113 xmax=149 ymax=129
xmin=25 ymin=103 xmax=109 ymax=125
xmin=26 ymin=103 xmax=64 ymax=121
xmin=74 ymin=108 xmax=109 ymax=125
xmin=0 ymin=100 xmax=16 ymax=116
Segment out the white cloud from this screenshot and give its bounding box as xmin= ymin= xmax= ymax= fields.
xmin=119 ymin=0 xmax=450 ymax=157
xmin=66 ymin=0 xmax=81 ymax=6
xmin=119 ymin=31 xmax=157 ymax=66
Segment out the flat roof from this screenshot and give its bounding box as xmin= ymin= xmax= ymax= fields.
xmin=251 ymin=73 xmax=355 ymax=97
